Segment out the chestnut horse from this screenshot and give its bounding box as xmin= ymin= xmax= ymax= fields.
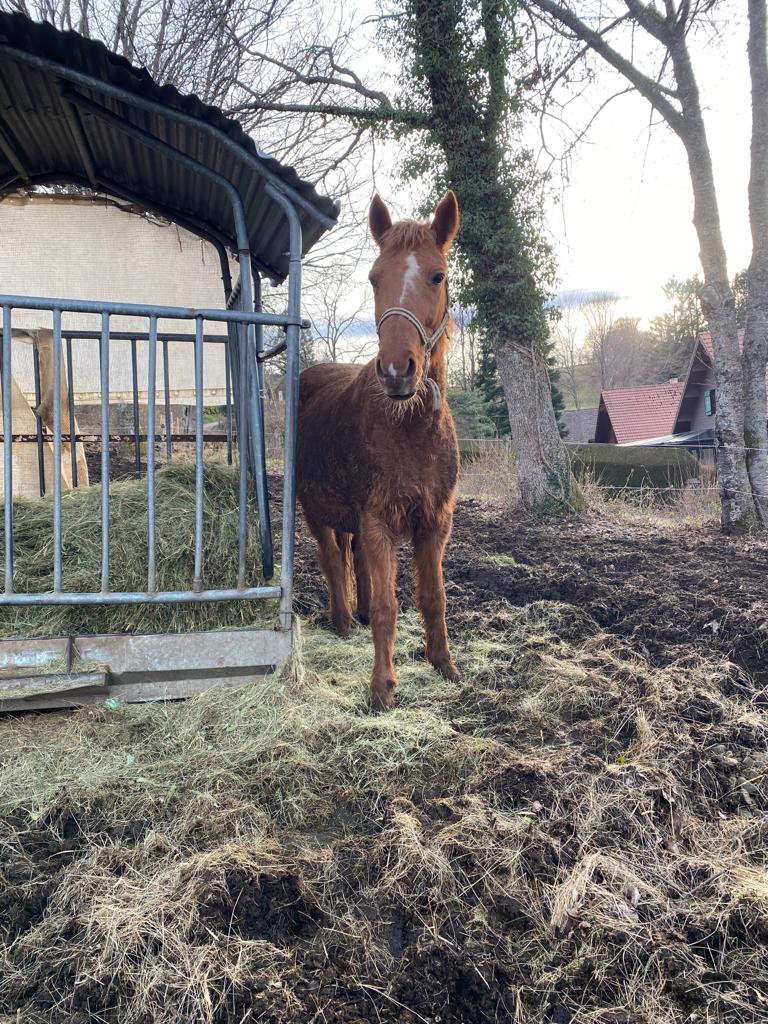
xmin=297 ymin=191 xmax=461 ymax=710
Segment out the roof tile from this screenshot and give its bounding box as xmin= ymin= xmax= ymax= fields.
xmin=601 ymin=382 xmax=684 ymax=444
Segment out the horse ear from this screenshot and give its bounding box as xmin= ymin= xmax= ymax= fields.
xmin=369 ymin=194 xmax=393 ymax=245
xmin=430 ymin=190 xmax=460 ymax=252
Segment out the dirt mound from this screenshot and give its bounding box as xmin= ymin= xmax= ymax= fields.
xmin=1 ymin=577 xmax=767 ymax=1022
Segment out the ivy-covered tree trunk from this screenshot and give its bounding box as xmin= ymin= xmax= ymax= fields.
xmin=408 ymin=0 xmax=574 ymax=510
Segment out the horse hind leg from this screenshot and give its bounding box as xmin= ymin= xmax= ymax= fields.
xmin=306 ymin=516 xmax=354 ymax=638
xmin=352 ymin=533 xmax=371 ymax=625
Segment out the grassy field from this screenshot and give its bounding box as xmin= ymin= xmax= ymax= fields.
xmin=1 ymin=471 xmax=766 ymax=1023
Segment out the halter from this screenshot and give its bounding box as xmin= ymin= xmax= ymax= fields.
xmin=375 ymin=299 xmax=451 ymax=411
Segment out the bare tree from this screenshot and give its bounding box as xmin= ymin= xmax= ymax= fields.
xmin=551 ymin=297 xmax=585 ymax=408
xmin=448 ymin=305 xmax=481 ymax=391
xmin=527 ymin=0 xmax=766 ymax=532
xmin=307 ymin=262 xmax=373 ymax=363
xmin=582 ymin=292 xmax=619 ymax=391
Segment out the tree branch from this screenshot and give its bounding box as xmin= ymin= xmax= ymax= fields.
xmin=229 ymin=91 xmax=427 ymax=128
xmin=527 ymin=0 xmax=685 ymax=133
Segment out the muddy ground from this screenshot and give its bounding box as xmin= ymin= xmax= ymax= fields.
xmin=295 ymin=497 xmax=768 ymax=688
xmin=1 ymin=496 xmax=767 ymax=1024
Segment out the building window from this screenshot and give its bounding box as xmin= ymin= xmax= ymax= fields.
xmin=704 ymin=388 xmax=716 ymax=416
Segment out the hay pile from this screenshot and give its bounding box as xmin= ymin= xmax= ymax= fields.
xmin=1 ymin=601 xmax=766 ymax=1023
xmin=0 ymin=460 xmax=274 ymax=637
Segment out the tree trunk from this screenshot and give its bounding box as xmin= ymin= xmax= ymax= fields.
xmin=494 ymin=338 xmax=575 ymax=508
xmin=743 ymin=0 xmax=768 ymax=525
xmin=672 ymin=36 xmax=758 ymax=531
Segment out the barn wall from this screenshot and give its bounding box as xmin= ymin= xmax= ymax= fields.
xmin=0 ymin=193 xmax=239 ymax=402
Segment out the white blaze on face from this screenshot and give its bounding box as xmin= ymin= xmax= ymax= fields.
xmin=399 ymin=252 xmax=420 ymax=303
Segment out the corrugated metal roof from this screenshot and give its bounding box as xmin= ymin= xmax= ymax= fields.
xmin=0 ymin=11 xmax=339 ymax=283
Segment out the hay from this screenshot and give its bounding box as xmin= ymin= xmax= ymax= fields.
xmin=0 ymin=459 xmax=275 ymax=637
xmin=1 ymin=603 xmax=766 ymax=1023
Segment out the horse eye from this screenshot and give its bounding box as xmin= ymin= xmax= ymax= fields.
xmin=432 ymin=272 xmax=445 ymax=285
xmin=369 ymin=278 xmax=379 ymax=290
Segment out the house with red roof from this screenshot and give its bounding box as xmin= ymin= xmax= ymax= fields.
xmin=593 ymin=329 xmax=761 ymax=447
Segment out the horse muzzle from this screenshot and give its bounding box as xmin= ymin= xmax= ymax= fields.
xmin=375 ymin=357 xmax=418 ymax=399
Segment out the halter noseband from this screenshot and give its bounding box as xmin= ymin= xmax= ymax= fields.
xmin=374 ymin=301 xmax=451 ymax=410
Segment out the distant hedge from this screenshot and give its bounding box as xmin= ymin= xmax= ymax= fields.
xmin=458 ymin=439 xmax=701 ymax=491
xmin=568 ymin=443 xmax=700 ymax=490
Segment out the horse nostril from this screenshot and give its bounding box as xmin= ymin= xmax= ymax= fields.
xmin=375 ymin=358 xmax=385 ymax=378
xmin=404 ymin=358 xmax=416 ymax=379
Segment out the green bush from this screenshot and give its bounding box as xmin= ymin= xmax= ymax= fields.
xmin=568 ymin=443 xmax=700 ymax=490
xmin=448 ymin=388 xmax=497 ymax=439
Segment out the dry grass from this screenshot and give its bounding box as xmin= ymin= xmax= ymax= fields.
xmin=1 ymin=602 xmax=766 ymax=1023
xmin=0 ymin=459 xmax=274 ymax=638
xmin=460 ymin=444 xmax=721 ymax=530
xmin=459 ymin=442 xmax=520 ymax=506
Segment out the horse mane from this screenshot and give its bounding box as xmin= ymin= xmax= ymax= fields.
xmin=381 ymin=220 xmax=435 ymax=251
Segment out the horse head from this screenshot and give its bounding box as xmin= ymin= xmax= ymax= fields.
xmin=368 ymin=191 xmax=459 ymax=401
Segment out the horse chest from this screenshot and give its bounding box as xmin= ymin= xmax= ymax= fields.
xmin=371 ymin=439 xmax=457 ymax=532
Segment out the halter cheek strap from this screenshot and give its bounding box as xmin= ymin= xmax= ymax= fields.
xmin=375 ymin=306 xmax=452 ymax=410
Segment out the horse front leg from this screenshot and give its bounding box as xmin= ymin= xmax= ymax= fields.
xmin=359 ymin=513 xmax=398 ymax=711
xmin=413 ymin=513 xmax=460 ymax=682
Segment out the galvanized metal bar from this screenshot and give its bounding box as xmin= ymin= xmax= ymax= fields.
xmin=162 ymin=339 xmax=172 ymax=460
xmin=0 ymin=586 xmax=281 ymax=606
xmin=65 ymin=336 xmax=78 ymax=488
xmin=100 ymin=311 xmax=110 ymax=593
xmin=52 ymin=310 xmax=63 ymax=593
xmin=130 ymin=338 xmax=141 ymax=478
xmin=25 ymin=330 xmax=229 ymax=343
xmin=0 ymin=294 xmax=302 ymax=327
xmin=193 ymin=316 xmax=204 ymax=592
xmin=235 ymin=322 xmax=248 ymax=590
xmin=0 ymin=432 xmax=232 ymax=444
xmin=265 ymin=184 xmax=302 ymax=629
xmin=246 ymin=271 xmax=273 ymax=580
xmin=0 ymin=52 xmax=338 ymax=229
xmin=217 ymin=243 xmax=237 ymax=471
xmin=2 ymin=305 xmax=13 ymax=593
xmin=31 ymin=343 xmax=45 ymax=497
xmin=224 ymin=337 xmax=233 ymax=465
xmin=147 ymin=317 xmax=157 ymax=593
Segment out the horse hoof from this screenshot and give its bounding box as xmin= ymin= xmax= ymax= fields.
xmin=331 ymin=612 xmax=352 ymax=638
xmin=433 ymin=657 xmax=460 ymax=683
xmin=370 ymin=678 xmax=396 ymax=712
